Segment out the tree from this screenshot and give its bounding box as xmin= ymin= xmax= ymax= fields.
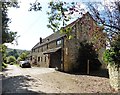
xmin=7 ymin=56 xmax=16 ymax=64
xmin=17 ymin=57 xmax=22 ymax=62
xmin=86 ymin=1 xmax=120 ymax=46
xmin=1 ymin=1 xmax=19 ymax=44
xmin=46 ymin=1 xmax=119 ymax=47
xmin=7 ymin=49 xmax=19 ymax=59
xmin=29 ymin=1 xmax=42 ymax=11
xmin=18 ymin=52 xmax=28 ymax=61
xmin=47 ymin=1 xmax=71 ymax=32
xmin=103 ymin=35 xmax=120 ymax=66
xmin=76 ymin=41 xmax=101 ymax=72
xmin=0 ymin=44 xmax=7 ymax=63
xmin=1 ymin=0 xmax=42 ymax=43
xmin=0 ymin=1 xmax=19 ymax=69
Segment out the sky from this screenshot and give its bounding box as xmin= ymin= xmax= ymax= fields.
xmin=6 ymin=0 xmax=53 ymax=50
xmin=5 ymin=0 xmax=110 ymax=50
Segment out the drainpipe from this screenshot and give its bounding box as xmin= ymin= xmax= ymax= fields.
xmin=62 ymin=37 xmax=65 ymax=71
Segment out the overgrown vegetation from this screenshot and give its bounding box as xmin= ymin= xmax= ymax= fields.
xmin=7 ymin=56 xmax=16 ymax=65
xmin=46 ymin=1 xmax=120 ymax=67
xmin=103 ymin=35 xmax=120 ymax=66
xmin=75 ymin=41 xmax=101 ymax=72
xmin=17 ymin=52 xmax=29 ymax=62
xmin=0 ymin=1 xmax=19 ymax=70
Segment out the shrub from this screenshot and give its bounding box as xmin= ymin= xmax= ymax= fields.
xmin=10 ymin=62 xmax=15 ymax=65
xmin=103 ymin=35 xmax=120 ymax=66
xmin=7 ymin=56 xmax=16 ymax=64
xmin=2 ymin=62 xmax=7 ymax=70
xmin=17 ymin=57 xmax=22 ymax=61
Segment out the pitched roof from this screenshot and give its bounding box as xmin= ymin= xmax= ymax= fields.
xmin=32 ymin=12 xmax=93 ymax=50
xmin=43 ymin=47 xmax=61 ymax=54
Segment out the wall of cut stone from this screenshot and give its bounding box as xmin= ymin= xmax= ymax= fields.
xmin=108 ymin=65 xmax=120 ymax=91
xmin=63 ymin=32 xmax=79 ymax=72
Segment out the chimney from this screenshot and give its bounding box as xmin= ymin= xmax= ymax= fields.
xmin=40 ymin=37 xmax=42 ymax=44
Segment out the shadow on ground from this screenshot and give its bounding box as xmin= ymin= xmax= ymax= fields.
xmin=2 ymin=68 xmax=13 ymax=72
xmin=66 ymin=69 xmax=109 ymax=78
xmin=88 ymin=69 xmax=109 ymax=78
xmin=2 ymin=75 xmax=45 ymax=94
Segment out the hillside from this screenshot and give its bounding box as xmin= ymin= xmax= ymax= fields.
xmin=6 ymin=48 xmax=30 ymax=56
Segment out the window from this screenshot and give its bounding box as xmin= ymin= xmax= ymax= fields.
xmin=33 ymin=49 xmax=35 ymax=52
xmin=38 ymin=57 xmax=40 ymax=62
xmin=41 ymin=57 xmax=42 ymax=62
xmin=41 ymin=47 xmax=43 ymax=52
xmin=47 ymin=44 xmax=48 ymax=49
xmin=45 ymin=56 xmax=46 ymax=62
xmin=47 ymin=39 xmax=49 ymax=41
xmin=56 ymin=39 xmax=62 ymax=45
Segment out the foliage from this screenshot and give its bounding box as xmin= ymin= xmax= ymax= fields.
xmin=46 ymin=1 xmax=120 ymax=48
xmin=2 ymin=1 xmax=19 ymax=44
xmin=7 ymin=56 xmax=16 ymax=64
xmin=2 ymin=62 xmax=7 ymax=70
xmin=7 ymin=49 xmax=19 ymax=59
xmin=0 ymin=44 xmax=7 ymax=63
xmin=60 ymin=26 xmax=72 ymax=39
xmin=29 ymin=2 xmax=42 ymax=11
xmin=79 ymin=41 xmax=98 ymax=60
xmin=1 ymin=1 xmax=19 ymax=69
xmin=10 ymin=62 xmax=15 ymax=65
xmin=86 ymin=1 xmax=120 ymax=47
xmin=88 ymin=25 xmax=107 ymax=50
xmin=87 ymin=1 xmax=120 ymax=32
xmin=18 ymin=52 xmax=29 ymax=61
xmin=76 ymin=41 xmax=101 ymax=72
xmin=103 ymin=35 xmax=120 ymax=66
xmin=0 ymin=44 xmax=7 ymax=53
xmin=17 ymin=57 xmax=22 ymax=61
xmin=47 ymin=1 xmax=73 ymax=32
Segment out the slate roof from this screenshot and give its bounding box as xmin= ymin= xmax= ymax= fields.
xmin=32 ymin=31 xmax=65 ymax=50
xmin=32 ymin=12 xmax=92 ymax=50
xmin=43 ymin=47 xmax=61 ymax=54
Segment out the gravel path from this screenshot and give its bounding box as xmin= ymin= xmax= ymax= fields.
xmin=2 ymin=65 xmax=118 ymax=94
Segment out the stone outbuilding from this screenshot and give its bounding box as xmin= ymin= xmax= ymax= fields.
xmin=30 ymin=12 xmax=106 ymax=72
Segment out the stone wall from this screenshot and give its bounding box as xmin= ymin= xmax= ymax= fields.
xmin=31 ymin=38 xmax=64 ymax=68
xmin=108 ymin=64 xmax=120 ymax=92
xmin=63 ymin=13 xmax=103 ymax=72
xmin=63 ymin=30 xmax=79 ymax=72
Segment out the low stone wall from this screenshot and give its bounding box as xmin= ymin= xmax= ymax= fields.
xmin=108 ymin=64 xmax=120 ymax=92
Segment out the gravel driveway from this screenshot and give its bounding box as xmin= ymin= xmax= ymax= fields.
xmin=2 ymin=65 xmax=118 ymax=94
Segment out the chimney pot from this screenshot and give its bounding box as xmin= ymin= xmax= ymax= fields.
xmin=40 ymin=37 xmax=42 ymax=44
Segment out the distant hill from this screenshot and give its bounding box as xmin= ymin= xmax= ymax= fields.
xmin=6 ymin=48 xmax=30 ymax=56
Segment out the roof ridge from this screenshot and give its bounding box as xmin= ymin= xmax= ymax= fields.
xmin=32 ymin=12 xmax=91 ymax=50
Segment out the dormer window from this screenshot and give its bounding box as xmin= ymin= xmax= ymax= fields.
xmin=56 ymin=39 xmax=62 ymax=45
xmin=47 ymin=39 xmax=49 ymax=41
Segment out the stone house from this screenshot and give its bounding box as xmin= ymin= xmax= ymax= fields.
xmin=30 ymin=12 xmax=105 ymax=72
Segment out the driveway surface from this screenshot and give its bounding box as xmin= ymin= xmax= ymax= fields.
xmin=2 ymin=65 xmax=118 ymax=94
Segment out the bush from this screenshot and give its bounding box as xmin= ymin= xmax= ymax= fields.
xmin=2 ymin=62 xmax=7 ymax=70
xmin=7 ymin=56 xmax=16 ymax=64
xmin=10 ymin=62 xmax=15 ymax=65
xmin=103 ymin=35 xmax=120 ymax=66
xmin=17 ymin=57 xmax=22 ymax=61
